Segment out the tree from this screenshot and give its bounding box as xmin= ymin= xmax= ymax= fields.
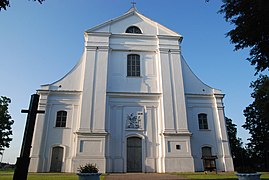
xmin=0 ymin=96 xmax=14 ymax=155
xmin=243 ymin=75 xmax=269 ymax=170
xmin=219 ymin=0 xmax=269 ymax=74
xmin=0 ymin=0 xmax=44 ymax=11
xmin=225 ymin=117 xmax=247 ymax=170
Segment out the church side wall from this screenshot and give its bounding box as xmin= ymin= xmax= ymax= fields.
xmin=30 ymin=92 xmax=81 ymax=172
xmin=186 ymin=94 xmax=234 ymax=172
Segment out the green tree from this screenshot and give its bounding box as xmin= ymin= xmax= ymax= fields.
xmin=0 ymin=96 xmax=14 ymax=154
xmin=243 ymin=75 xmax=269 ymax=170
xmin=225 ymin=117 xmax=247 ymax=170
xmin=219 ymin=0 xmax=269 ymax=74
xmin=0 ymin=0 xmax=44 ymax=11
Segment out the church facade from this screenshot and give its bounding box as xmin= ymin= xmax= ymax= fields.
xmin=29 ymin=8 xmax=234 ymax=173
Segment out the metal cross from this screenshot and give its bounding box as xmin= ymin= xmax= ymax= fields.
xmin=13 ymin=94 xmax=45 ymax=180
xmin=131 ymin=1 xmax=136 ymax=8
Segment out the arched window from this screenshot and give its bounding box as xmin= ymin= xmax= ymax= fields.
xmin=126 ymin=26 xmax=142 ymax=34
xmin=202 ymin=146 xmax=212 ymax=157
xmin=198 ymin=113 xmax=208 ymax=129
xmin=127 ymin=54 xmax=140 ymax=77
xmin=56 ymin=111 xmax=67 ymax=127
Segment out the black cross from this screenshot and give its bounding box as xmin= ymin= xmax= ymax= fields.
xmin=131 ymin=1 xmax=136 ymax=8
xmin=13 ymin=94 xmax=45 ymax=180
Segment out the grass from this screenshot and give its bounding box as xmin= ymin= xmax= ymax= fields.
xmin=0 ymin=171 xmax=106 ymax=180
xmin=174 ymin=171 xmax=269 ymax=179
xmin=0 ymin=170 xmax=269 ymax=179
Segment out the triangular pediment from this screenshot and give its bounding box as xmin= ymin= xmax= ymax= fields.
xmin=86 ymin=8 xmax=181 ymax=37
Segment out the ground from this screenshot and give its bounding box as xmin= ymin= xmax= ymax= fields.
xmin=0 ymin=170 xmax=269 ymax=179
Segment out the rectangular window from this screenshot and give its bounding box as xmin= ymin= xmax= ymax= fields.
xmin=127 ymin=54 xmax=140 ymax=77
xmin=198 ymin=113 xmax=208 ymax=129
xmin=167 ymin=141 xmax=171 ymax=152
xmin=176 ymin=145 xmax=181 ymax=150
xmin=79 ymin=140 xmax=84 ymax=152
xmin=56 ymin=111 xmax=67 ymax=127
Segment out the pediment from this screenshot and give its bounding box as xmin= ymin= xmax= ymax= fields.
xmin=86 ymin=8 xmax=181 ymax=37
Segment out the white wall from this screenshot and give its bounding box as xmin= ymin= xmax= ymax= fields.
xmin=107 ymin=51 xmax=159 ymax=93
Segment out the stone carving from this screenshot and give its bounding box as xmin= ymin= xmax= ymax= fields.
xmin=126 ymin=113 xmax=141 ymax=129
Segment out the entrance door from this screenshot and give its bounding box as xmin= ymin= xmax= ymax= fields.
xmin=50 ymin=146 xmax=63 ymax=172
xmin=127 ymin=137 xmax=142 ymax=172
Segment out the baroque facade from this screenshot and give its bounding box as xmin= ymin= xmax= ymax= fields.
xmin=29 ymin=8 xmax=234 ymax=173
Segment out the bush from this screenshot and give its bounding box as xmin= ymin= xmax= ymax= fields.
xmin=78 ymin=163 xmax=99 ymax=173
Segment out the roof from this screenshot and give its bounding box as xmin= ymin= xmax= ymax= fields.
xmin=85 ymin=7 xmax=182 ymax=37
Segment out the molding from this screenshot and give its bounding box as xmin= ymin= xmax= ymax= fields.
xmin=185 ymin=93 xmax=214 ymax=97
xmin=159 ymin=48 xmax=181 ymax=53
xmin=85 ymin=46 xmax=109 ymax=51
xmin=214 ymin=93 xmax=225 ymax=98
xmin=111 ymin=33 xmax=156 ymax=40
xmin=107 ymin=92 xmax=162 ymax=98
xmin=163 ymin=131 xmax=192 ymax=136
xmin=85 ymin=32 xmax=112 ymax=36
xmin=110 ymin=48 xmax=157 ymax=53
xmin=158 ymin=35 xmax=182 ymax=41
xmin=37 ymin=89 xmax=82 ymax=95
xmin=75 ymin=131 xmax=108 ymax=136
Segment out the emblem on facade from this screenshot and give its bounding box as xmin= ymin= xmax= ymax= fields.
xmin=126 ymin=112 xmax=143 ymax=129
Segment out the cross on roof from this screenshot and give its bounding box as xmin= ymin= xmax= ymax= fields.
xmin=131 ymin=1 xmax=136 ymax=8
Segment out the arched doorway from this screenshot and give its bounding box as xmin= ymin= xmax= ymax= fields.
xmin=50 ymin=146 xmax=63 ymax=172
xmin=201 ymin=146 xmax=217 ymax=171
xmin=127 ymin=137 xmax=142 ymax=172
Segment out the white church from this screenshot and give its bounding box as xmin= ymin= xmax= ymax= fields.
xmin=29 ymin=7 xmax=234 ymax=173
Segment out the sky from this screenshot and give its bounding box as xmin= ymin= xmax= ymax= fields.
xmin=0 ymin=0 xmax=257 ymax=164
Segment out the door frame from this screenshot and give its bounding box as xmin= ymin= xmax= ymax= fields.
xmin=124 ymin=134 xmax=145 ymax=173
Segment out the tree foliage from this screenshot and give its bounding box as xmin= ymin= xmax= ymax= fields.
xmin=219 ymin=0 xmax=269 ymax=74
xmin=225 ymin=117 xmax=247 ymax=170
xmin=0 ymin=96 xmax=14 ymax=154
xmin=243 ymin=75 xmax=269 ymax=170
xmin=0 ymin=0 xmax=45 ymax=11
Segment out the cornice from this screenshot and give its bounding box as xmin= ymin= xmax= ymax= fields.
xmin=85 ymin=32 xmax=112 ymax=37
xmin=75 ymin=131 xmax=108 ymax=136
xmin=111 ymin=33 xmax=156 ymax=40
xmin=37 ymin=89 xmax=82 ymax=95
xmin=107 ymin=92 xmax=162 ymax=98
xmin=163 ymin=131 xmax=192 ymax=136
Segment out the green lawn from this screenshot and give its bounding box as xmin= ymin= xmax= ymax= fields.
xmin=174 ymin=172 xmax=269 ymax=179
xmin=1 ymin=171 xmax=269 ymax=179
xmin=0 ymin=171 xmax=105 ymax=180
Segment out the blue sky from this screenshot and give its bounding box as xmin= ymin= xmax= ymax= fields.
xmin=0 ymin=0 xmax=256 ymax=163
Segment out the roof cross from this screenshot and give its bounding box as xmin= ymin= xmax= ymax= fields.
xmin=131 ymin=1 xmax=136 ymax=8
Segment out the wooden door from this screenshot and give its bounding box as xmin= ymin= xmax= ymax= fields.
xmin=50 ymin=146 xmax=63 ymax=172
xmin=127 ymin=137 xmax=142 ymax=172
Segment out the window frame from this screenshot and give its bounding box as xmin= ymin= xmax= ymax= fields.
xmin=198 ymin=113 xmax=209 ymax=130
xmin=55 ymin=110 xmax=67 ymax=128
xmin=127 ymin=54 xmax=141 ymax=77
xmin=125 ymin=26 xmax=142 ymax=34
